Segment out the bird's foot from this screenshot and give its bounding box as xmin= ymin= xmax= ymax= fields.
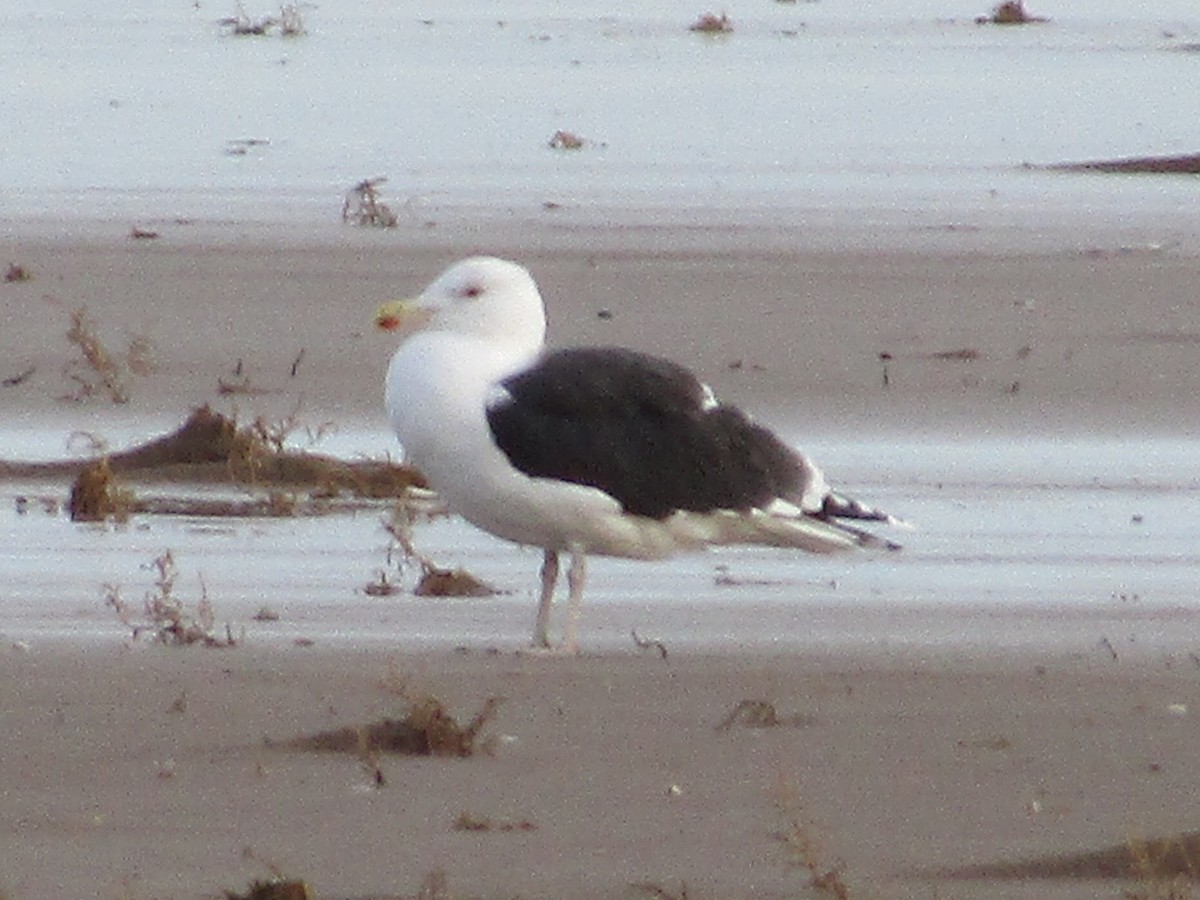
xmin=519 ymin=640 xmax=581 ymax=657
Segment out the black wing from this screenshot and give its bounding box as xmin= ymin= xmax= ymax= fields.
xmin=485 ymin=347 xmax=805 ymax=520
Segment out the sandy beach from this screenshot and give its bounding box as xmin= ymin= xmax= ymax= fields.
xmin=3 ymin=212 xmax=1200 ymax=899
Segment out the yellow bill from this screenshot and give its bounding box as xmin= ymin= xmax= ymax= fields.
xmin=375 ymin=298 xmax=433 ymax=335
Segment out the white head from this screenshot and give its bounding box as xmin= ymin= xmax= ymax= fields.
xmin=376 ymin=256 xmax=547 ymax=355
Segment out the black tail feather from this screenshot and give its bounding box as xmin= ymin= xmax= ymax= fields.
xmin=820 ymin=491 xmax=895 ymax=523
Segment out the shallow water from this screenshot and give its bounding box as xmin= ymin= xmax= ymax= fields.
xmin=3 ymin=432 xmax=1197 ymax=657
xmin=4 ymin=0 xmax=1199 ymax=227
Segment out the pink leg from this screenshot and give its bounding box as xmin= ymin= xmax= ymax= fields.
xmin=532 ymin=549 xmax=558 ymax=648
xmin=559 ymin=549 xmax=587 ymax=655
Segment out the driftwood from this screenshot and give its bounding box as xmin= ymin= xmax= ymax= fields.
xmin=1 ymin=406 xmax=424 ymax=499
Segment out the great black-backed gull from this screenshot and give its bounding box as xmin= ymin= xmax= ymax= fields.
xmin=377 ymin=256 xmax=900 ymax=653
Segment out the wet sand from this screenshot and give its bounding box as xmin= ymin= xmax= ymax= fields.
xmin=5 ymin=643 xmax=1200 ymax=899
xmin=2 ymin=212 xmax=1200 ymax=898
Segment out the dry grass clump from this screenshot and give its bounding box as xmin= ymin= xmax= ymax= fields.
xmin=60 ymin=304 xmax=156 ymax=402
xmin=548 ymin=129 xmax=585 ymax=150
xmin=934 ymin=830 xmax=1200 ymax=891
xmin=224 ymin=880 xmax=311 ymax=900
xmin=411 ymin=870 xmax=451 ymax=900
xmin=105 ymin=550 xmax=240 ymax=647
xmin=976 ymin=1 xmax=1048 ymax=24
xmin=375 ymin=501 xmax=496 ymax=598
xmin=342 ymin=177 xmax=398 ymax=227
xmin=716 ymin=699 xmax=817 ymax=732
xmin=220 ymin=2 xmax=306 ymax=36
xmin=276 ymin=4 xmax=305 ymax=36
xmin=413 ymin=565 xmax=499 ymax=597
xmin=690 ymin=12 xmax=733 ymax=33
xmin=68 ymin=457 xmax=135 ymax=522
xmin=4 ymin=262 xmax=31 ymax=282
xmin=275 ymin=677 xmax=502 ymax=760
xmin=774 ymin=776 xmax=854 ymax=899
xmin=452 ymin=810 xmax=537 ymax=832
xmin=63 ymin=306 xmax=146 ymax=403
xmin=1125 ymin=832 xmax=1200 ymax=899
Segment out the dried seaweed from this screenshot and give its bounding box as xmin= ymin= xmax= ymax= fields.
xmin=413 ymin=565 xmax=499 ymax=598
xmin=275 ymin=694 xmax=502 ymax=758
xmin=690 ymin=12 xmax=733 ymax=33
xmin=342 ymin=177 xmax=397 ymax=227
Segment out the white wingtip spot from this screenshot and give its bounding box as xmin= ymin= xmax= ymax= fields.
xmin=484 ymin=383 xmax=514 ymax=412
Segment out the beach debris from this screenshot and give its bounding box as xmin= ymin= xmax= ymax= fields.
xmin=225 ymin=137 xmax=272 ymax=156
xmin=1048 ymin=152 xmax=1200 ymax=175
xmin=105 ymin=549 xmax=240 ymax=648
xmin=125 ymin=333 xmax=157 ymax=376
xmin=452 ymin=810 xmax=537 ymax=832
xmin=362 ymin=569 xmax=401 ymax=597
xmin=929 ymin=830 xmax=1200 ymax=883
xmin=925 ymin=347 xmax=982 ymax=362
xmin=2 ymin=406 xmax=426 ymax=504
xmin=632 ymin=882 xmax=691 ymax=900
xmin=63 ymin=306 xmax=136 ymax=404
xmin=219 ymin=3 xmax=306 ymax=37
xmin=411 ymin=870 xmax=451 ymax=900
xmin=375 ymin=499 xmax=463 ymax=596
xmin=224 ymin=879 xmax=312 ymax=900
xmin=273 ymin=691 xmax=503 ymax=758
xmin=957 ymin=734 xmax=1013 ymax=752
xmin=1099 ymin=635 xmax=1119 ymax=661
xmin=276 ymin=4 xmax=306 ymax=36
xmin=217 ymin=358 xmax=273 ymax=396
xmin=975 ymin=1 xmax=1048 ymax=25
xmin=227 ymin=851 xmax=311 ymax=899
xmin=774 ymin=775 xmax=854 ymax=899
xmin=713 ymin=565 xmax=784 ymax=588
xmin=342 ymin=177 xmax=398 ymax=227
xmin=631 ymin=628 xmax=669 ymax=660
xmin=68 ymin=458 xmax=134 ymax=522
xmin=2 ymin=365 xmax=36 ymax=388
xmin=1080 ymin=241 xmax=1181 ymax=260
xmin=716 ymin=699 xmax=816 ymax=732
xmin=548 ymin=129 xmax=585 ymax=150
xmin=413 ymin=564 xmax=500 ymax=597
xmin=4 ymin=262 xmax=31 ymax=282
xmin=690 ymin=12 xmax=733 ymax=34
xmin=878 ymin=351 xmax=892 ymax=388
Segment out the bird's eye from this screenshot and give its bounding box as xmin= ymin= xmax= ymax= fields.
xmin=461 ymin=283 xmax=483 ymax=299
